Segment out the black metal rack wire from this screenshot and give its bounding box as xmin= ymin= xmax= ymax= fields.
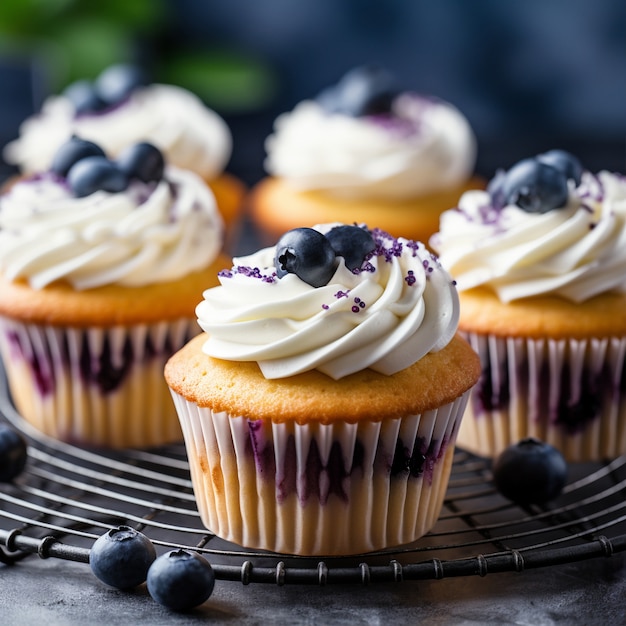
xmin=1 ymin=368 xmax=625 ymax=586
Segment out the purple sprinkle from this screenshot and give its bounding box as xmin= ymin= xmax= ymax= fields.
xmin=322 ymin=304 xmax=329 ymax=310
xmin=405 ymin=270 xmax=416 ymax=286
xmin=334 ymin=290 xmax=349 ymax=299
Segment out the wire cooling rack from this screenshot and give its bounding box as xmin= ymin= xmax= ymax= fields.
xmin=1 ymin=370 xmax=625 ymax=586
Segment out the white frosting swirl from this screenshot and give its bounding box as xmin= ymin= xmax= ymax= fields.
xmin=264 ymin=94 xmax=476 ymax=199
xmin=431 ymin=171 xmax=626 ymax=303
xmin=196 ymin=225 xmax=459 ymax=380
xmin=3 ymin=84 xmax=232 ymax=180
xmin=0 ymin=166 xmax=224 ymax=290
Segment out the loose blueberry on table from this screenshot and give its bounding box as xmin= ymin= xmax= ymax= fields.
xmin=0 ymin=425 xmax=28 ymax=482
xmin=147 ymin=549 xmax=216 ymax=612
xmin=492 ymin=438 xmax=568 ymax=505
xmin=89 ymin=525 xmax=156 ymax=589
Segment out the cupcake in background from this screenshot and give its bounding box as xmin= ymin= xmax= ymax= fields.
xmin=431 ymin=150 xmax=626 ymax=462
xmin=165 ymin=223 xmax=480 ymax=555
xmin=0 ymin=136 xmax=230 ymax=448
xmin=251 ymin=65 xmax=483 ymax=245
xmin=2 ymin=64 xmax=246 ymax=233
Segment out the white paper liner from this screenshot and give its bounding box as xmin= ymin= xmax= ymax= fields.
xmin=458 ymin=333 xmax=626 ymax=462
xmin=0 ymin=315 xmax=199 ymax=448
xmin=171 ymin=390 xmax=470 ymax=556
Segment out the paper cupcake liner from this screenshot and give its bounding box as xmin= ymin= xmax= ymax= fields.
xmin=458 ymin=333 xmax=626 ymax=462
xmin=171 ymin=390 xmax=470 ymax=556
xmin=0 ymin=315 xmax=199 ymax=448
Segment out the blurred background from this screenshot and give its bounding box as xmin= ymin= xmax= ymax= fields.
xmin=0 ymin=0 xmax=624 ymax=185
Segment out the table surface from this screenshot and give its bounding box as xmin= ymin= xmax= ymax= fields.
xmin=0 ymin=548 xmax=624 ymax=625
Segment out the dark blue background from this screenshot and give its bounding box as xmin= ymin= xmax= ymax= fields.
xmin=1 ymin=0 xmax=624 ymax=184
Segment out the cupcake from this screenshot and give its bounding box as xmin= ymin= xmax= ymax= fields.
xmin=165 ymin=223 xmax=480 ymax=555
xmin=0 ymin=136 xmax=230 ymax=448
xmin=430 ymin=150 xmax=626 ymax=462
xmin=251 ymin=66 xmax=482 ymax=245
xmin=2 ymin=64 xmax=245 ymax=231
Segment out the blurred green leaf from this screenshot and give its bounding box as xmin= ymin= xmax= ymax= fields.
xmin=46 ymin=18 xmax=137 ymax=85
xmin=160 ymin=51 xmax=277 ymax=113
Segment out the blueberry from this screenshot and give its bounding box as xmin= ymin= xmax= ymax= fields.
xmin=90 ymin=526 xmax=156 ymax=589
xmin=502 ymin=158 xmax=569 ymax=213
xmin=537 ymin=149 xmax=584 ymax=186
xmin=0 ymin=425 xmax=27 ymax=482
xmin=492 ymin=438 xmax=567 ymax=505
xmin=274 ymin=228 xmax=338 ymax=288
xmin=325 ymin=225 xmax=376 ymax=271
xmin=487 ymin=169 xmax=507 ymax=210
xmin=116 ymin=142 xmax=165 ymax=183
xmin=95 ymin=64 xmax=148 ymax=106
xmin=50 ymin=136 xmax=107 ymax=178
xmin=317 ymin=65 xmax=398 ymax=117
xmin=67 ymin=156 xmax=129 ymax=197
xmin=63 ymin=80 xmax=107 ymax=115
xmin=147 ymin=549 xmax=215 ymax=612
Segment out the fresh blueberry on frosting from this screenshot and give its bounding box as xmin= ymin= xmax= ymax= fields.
xmin=274 ymin=227 xmax=338 ymax=287
xmin=493 ymin=438 xmax=567 ymax=505
xmin=488 ymin=149 xmax=584 ymax=214
xmin=50 ymin=135 xmax=106 ymax=177
xmin=62 ymin=63 xmax=148 ymax=116
xmin=67 ymin=155 xmax=130 ymax=197
xmin=63 ymin=80 xmax=108 ymax=115
xmin=116 ymin=142 xmax=165 ymax=183
xmin=500 ymin=157 xmax=570 ymax=214
xmin=325 ymin=224 xmax=377 ymax=271
xmin=315 ymin=65 xmax=398 ymax=117
xmin=537 ymin=149 xmax=583 ymax=186
xmin=94 ymin=64 xmax=148 ymax=107
xmin=51 ymin=136 xmax=166 ymax=197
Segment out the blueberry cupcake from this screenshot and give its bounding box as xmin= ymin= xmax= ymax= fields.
xmin=2 ymin=64 xmax=245 ymax=230
xmin=0 ymin=136 xmax=229 ymax=448
xmin=431 ymin=150 xmax=626 ymax=462
xmin=251 ymin=66 xmax=483 ymax=245
xmin=165 ymin=224 xmax=480 ymax=555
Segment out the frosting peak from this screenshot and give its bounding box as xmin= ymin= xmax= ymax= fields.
xmin=264 ymin=95 xmax=476 ymax=200
xmin=431 ymin=170 xmax=626 ymax=303
xmin=196 ymin=225 xmax=459 ymax=380
xmin=0 ymin=166 xmax=224 ymax=290
xmin=3 ymin=84 xmax=232 ymax=180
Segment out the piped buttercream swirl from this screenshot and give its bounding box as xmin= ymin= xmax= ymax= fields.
xmin=264 ymin=94 xmax=476 ymax=200
xmin=0 ymin=166 xmax=224 ymax=290
xmin=431 ymin=170 xmax=626 ymax=303
xmin=3 ymin=84 xmax=231 ymax=180
xmin=196 ymin=225 xmax=459 ymax=380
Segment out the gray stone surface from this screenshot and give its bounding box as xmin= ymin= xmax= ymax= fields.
xmin=0 ymin=548 xmax=624 ymax=625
